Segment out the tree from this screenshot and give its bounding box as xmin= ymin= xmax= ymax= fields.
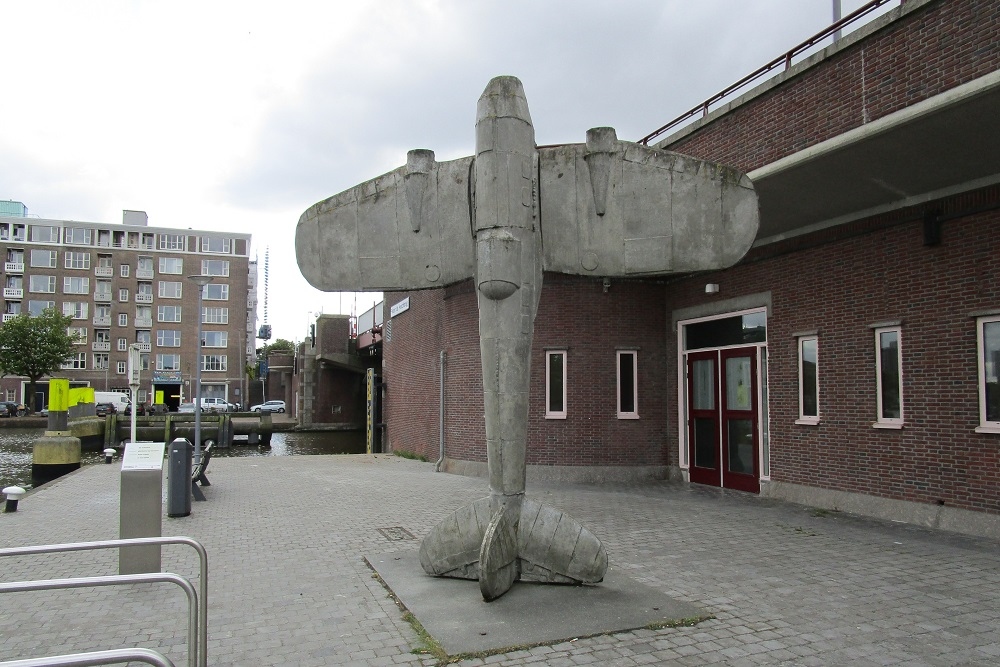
xmin=256 ymin=338 xmax=294 ymax=358
xmin=0 ymin=308 xmax=80 ymax=412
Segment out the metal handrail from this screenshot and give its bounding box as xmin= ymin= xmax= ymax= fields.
xmin=0 ymin=573 xmax=195 ymax=667
xmin=638 ymin=0 xmax=899 ymax=145
xmin=0 ymin=647 xmax=175 ymax=667
xmin=0 ymin=537 xmax=208 ymax=667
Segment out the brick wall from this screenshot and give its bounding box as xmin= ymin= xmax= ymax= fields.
xmin=664 ymin=0 xmax=999 ymax=172
xmin=664 ymin=186 xmax=1000 ymax=514
xmin=383 ymin=275 xmax=670 ymax=468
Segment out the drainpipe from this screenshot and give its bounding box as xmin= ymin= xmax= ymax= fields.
xmin=435 ymin=350 xmax=446 ymax=471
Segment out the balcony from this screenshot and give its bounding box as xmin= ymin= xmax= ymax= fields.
xmin=94 ymin=291 xmax=113 ymax=303
xmin=136 ymin=269 xmax=154 ymax=279
xmin=94 ymin=266 xmax=114 ymax=277
xmin=92 ymin=316 xmax=112 ymax=326
xmin=134 ymin=317 xmax=152 ymax=328
xmin=3 ymin=288 xmax=23 ymax=299
xmin=4 ymin=262 xmax=24 ymax=273
xmin=137 ymin=342 xmax=152 ymax=353
xmin=2 ymin=313 xmax=17 ymax=322
xmin=135 ymin=293 xmax=153 ymax=304
xmin=92 ymin=342 xmax=111 ymax=352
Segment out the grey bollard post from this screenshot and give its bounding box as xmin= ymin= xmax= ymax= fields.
xmin=167 ymin=438 xmax=193 ymax=518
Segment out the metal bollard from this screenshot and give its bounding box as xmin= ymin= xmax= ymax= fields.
xmin=104 ymin=447 xmax=117 ymax=464
xmin=167 ymin=438 xmax=193 ymax=518
xmin=3 ymin=486 xmax=25 ymax=513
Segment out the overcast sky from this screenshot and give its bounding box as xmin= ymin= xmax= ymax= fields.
xmin=2 ymin=0 xmax=894 ymax=344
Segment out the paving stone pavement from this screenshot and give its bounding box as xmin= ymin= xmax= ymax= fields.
xmin=2 ymin=454 xmax=999 ymax=666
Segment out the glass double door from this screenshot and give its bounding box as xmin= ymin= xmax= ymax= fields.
xmin=687 ymin=347 xmax=760 ymax=493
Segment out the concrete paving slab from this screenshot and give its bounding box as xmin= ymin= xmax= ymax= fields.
xmin=366 ymin=550 xmax=707 ymax=658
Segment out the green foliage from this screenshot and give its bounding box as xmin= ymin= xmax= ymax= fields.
xmin=256 ymin=338 xmax=295 ymax=358
xmin=0 ymin=308 xmax=80 ymax=411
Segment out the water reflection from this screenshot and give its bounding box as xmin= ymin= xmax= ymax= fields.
xmin=0 ymin=428 xmax=366 ymax=490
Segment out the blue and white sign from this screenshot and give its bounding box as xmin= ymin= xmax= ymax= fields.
xmin=390 ymin=297 xmax=410 ymax=318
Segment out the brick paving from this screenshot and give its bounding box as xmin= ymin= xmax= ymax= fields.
xmin=2 ymin=454 xmax=999 ymax=665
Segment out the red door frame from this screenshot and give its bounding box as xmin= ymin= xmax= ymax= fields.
xmin=687 ymin=350 xmax=720 ymax=487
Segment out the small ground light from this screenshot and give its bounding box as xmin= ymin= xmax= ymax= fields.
xmin=3 ymin=486 xmax=25 ymax=512
xmin=104 ymin=448 xmax=117 ymax=464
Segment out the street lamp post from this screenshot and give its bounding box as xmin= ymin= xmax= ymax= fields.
xmin=187 ymin=275 xmax=214 ymax=471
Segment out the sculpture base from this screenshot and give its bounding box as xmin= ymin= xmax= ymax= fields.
xmin=368 ymin=550 xmax=708 ymax=658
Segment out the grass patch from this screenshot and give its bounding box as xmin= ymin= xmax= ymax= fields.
xmin=393 ymin=450 xmax=428 ymax=462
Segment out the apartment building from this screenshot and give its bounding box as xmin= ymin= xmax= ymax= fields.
xmin=0 ymin=204 xmax=256 ymax=411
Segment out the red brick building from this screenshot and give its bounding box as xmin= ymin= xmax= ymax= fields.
xmin=378 ymin=0 xmax=1000 ymax=536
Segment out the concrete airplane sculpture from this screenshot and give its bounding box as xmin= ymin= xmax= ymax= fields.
xmin=296 ymin=76 xmax=758 ymax=601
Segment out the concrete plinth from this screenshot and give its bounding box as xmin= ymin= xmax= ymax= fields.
xmin=32 ymin=433 xmax=82 ymax=486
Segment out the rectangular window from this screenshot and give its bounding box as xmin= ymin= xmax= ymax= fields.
xmin=29 ymin=249 xmax=57 ymax=268
xmin=29 ymin=275 xmax=55 ymax=293
xmin=202 ymin=307 xmax=228 ymax=324
xmin=203 ymin=331 xmax=227 ymax=347
xmin=63 ymin=276 xmax=90 ymax=294
xmin=136 ymin=330 xmax=151 ymax=345
xmin=156 ymin=353 xmax=181 ymax=371
xmin=94 ymin=329 xmax=111 ymax=344
xmin=62 ymin=302 xmax=88 ymax=319
xmin=200 ymin=237 xmax=231 ymax=254
xmin=117 ymin=361 xmax=127 ymax=374
xmin=137 ymin=257 xmax=153 ymax=273
xmin=93 ymin=353 xmax=109 ymax=370
xmin=64 ymin=227 xmax=92 ymax=245
xmin=158 ymin=305 xmax=182 ymax=322
xmin=875 ymin=327 xmax=903 ymax=427
xmin=545 ymin=350 xmax=567 ymax=419
xmin=201 ymin=355 xmax=228 ymax=371
xmin=158 ymin=257 xmax=184 ymax=274
xmin=61 ymin=352 xmax=87 ymax=370
xmin=798 ymin=336 xmax=819 ymax=424
xmin=156 ymin=330 xmax=181 ymax=347
xmin=977 ymin=316 xmax=1000 ymax=432
xmin=64 ymin=251 xmax=91 ymax=269
xmin=27 ymin=300 xmax=55 ymax=316
xmin=137 ymin=282 xmax=153 ymax=296
xmin=617 ymin=350 xmax=639 ymax=419
xmin=120 ymin=264 xmax=130 ymax=277
xmin=140 ymin=353 xmax=150 ymax=371
xmin=118 ymin=313 xmax=128 ymax=327
xmin=119 ymin=288 xmax=129 ymax=302
xmin=159 ymin=234 xmax=185 ymax=250
xmin=30 ymin=225 xmax=59 ymax=243
xmin=158 ymin=281 xmax=182 ymax=298
xmin=117 ymin=337 xmax=128 ymax=352
xmin=204 ymin=283 xmax=229 ymax=300
xmin=67 ymin=326 xmax=87 ymax=343
xmin=201 ymin=259 xmax=230 ymax=276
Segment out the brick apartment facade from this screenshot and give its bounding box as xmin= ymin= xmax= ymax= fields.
xmin=0 ymin=206 xmax=256 ymax=410
xmin=372 ymin=0 xmax=1000 ymax=534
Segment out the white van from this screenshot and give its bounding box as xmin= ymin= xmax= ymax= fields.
xmin=93 ymin=392 xmax=131 ymax=412
xmin=196 ymin=397 xmax=232 ymax=412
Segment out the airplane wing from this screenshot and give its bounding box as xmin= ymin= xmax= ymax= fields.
xmin=538 ymin=129 xmax=758 ymax=276
xmin=296 ymin=151 xmax=476 ymax=292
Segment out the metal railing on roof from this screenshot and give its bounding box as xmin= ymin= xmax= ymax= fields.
xmin=638 ymin=0 xmax=900 ymax=146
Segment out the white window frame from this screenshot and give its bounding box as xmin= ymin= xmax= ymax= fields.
xmin=29 ymin=275 xmax=56 ymax=293
xmin=62 ymin=301 xmax=88 ymax=320
xmin=118 ymin=288 xmax=129 ymax=302
xmin=158 ymin=281 xmax=182 ymax=298
xmin=202 ymin=307 xmax=228 ymax=324
xmin=201 ymin=354 xmax=228 ymax=372
xmin=117 ymin=361 xmax=127 ymax=375
xmin=67 ymin=326 xmax=87 ymax=344
xmin=617 ymin=350 xmax=639 ymax=419
xmin=976 ymin=315 xmax=1000 ymax=433
xmin=203 ymin=331 xmax=228 ymax=348
xmin=158 ymin=257 xmax=184 ymax=274
xmin=63 ymin=276 xmax=89 ymax=294
xmin=874 ymin=326 xmax=904 ymax=428
xmin=27 ymin=300 xmax=55 ymax=316
xmin=30 ymin=225 xmax=59 ymax=243
xmin=61 ymin=352 xmax=87 ymax=370
xmin=156 ymin=353 xmax=181 ymax=371
xmin=93 ymin=353 xmax=109 ymax=370
xmin=64 ymin=251 xmax=91 ymax=270
xmin=200 ymin=237 xmax=231 ymax=254
xmin=158 ymin=305 xmax=182 ymax=323
xmin=159 ymin=234 xmax=185 ymax=251
xmin=64 ymin=227 xmax=92 ymax=245
xmin=201 ymin=259 xmax=230 ymax=276
xmin=797 ymin=335 xmax=820 ymax=424
xmin=120 ymin=264 xmax=130 ymax=278
xmin=117 ymin=337 xmax=128 ymax=352
xmin=204 ymin=283 xmax=229 ymax=301
xmin=156 ymin=330 xmax=181 ymax=347
xmin=29 ymin=249 xmax=57 ymax=268
xmin=118 ymin=313 xmax=128 ymax=327
xmin=545 ymin=350 xmax=567 ymax=419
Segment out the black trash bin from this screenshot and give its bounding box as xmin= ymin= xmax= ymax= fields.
xmin=167 ymin=438 xmax=193 ymax=517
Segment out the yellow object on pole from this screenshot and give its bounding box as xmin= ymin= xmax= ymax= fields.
xmin=49 ymin=378 xmax=70 ymax=412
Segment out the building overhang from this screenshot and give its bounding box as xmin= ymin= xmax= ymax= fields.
xmin=315 ymin=351 xmax=368 ymax=374
xmin=747 ymin=71 xmax=1000 ymax=245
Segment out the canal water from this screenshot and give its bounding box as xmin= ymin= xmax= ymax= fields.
xmin=0 ymin=428 xmax=367 ymax=491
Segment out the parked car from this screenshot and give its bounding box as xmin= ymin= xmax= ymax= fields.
xmin=0 ymin=404 xmax=9 ymax=418
xmin=0 ymin=401 xmax=27 ymax=417
xmin=196 ymin=397 xmax=232 ymax=412
xmin=95 ymin=402 xmax=117 ymax=417
xmin=250 ymin=400 xmax=285 ymax=413
xmin=177 ymin=403 xmax=197 ymax=413
xmin=123 ymin=402 xmax=147 ymax=416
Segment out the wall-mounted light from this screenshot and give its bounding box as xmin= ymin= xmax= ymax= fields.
xmin=705 ymin=283 xmax=719 ymax=294
xmin=602 ymin=278 xmax=611 ymax=293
